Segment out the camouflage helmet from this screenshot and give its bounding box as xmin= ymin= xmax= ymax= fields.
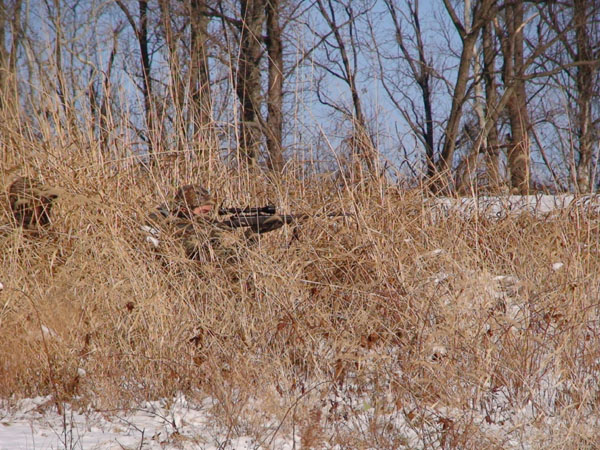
xmin=8 ymin=176 xmax=59 ymax=229
xmin=173 ymin=184 xmax=214 ymax=217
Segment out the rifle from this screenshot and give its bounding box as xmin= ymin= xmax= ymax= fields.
xmin=215 ymin=205 xmax=349 ymax=233
xmin=218 ymin=205 xmax=276 ymax=215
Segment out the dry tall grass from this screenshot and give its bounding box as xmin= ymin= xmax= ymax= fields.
xmin=2 ymin=120 xmax=600 ymax=448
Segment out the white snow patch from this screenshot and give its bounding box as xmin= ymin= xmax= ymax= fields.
xmin=0 ymin=395 xmax=294 ymax=449
xmin=430 ymin=194 xmax=600 ymax=220
xmin=419 ymin=249 xmax=444 ymax=259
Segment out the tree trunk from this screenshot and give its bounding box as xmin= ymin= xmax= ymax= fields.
xmin=436 ymin=0 xmax=496 ymax=193
xmin=236 ymin=0 xmax=265 ymax=167
xmin=116 ymin=0 xmax=157 ymax=160
xmin=573 ymin=0 xmax=596 ymax=193
xmin=455 ymin=0 xmax=487 ymax=193
xmin=382 ymin=0 xmax=435 ymax=179
xmin=501 ymin=2 xmax=530 ymax=194
xmin=482 ymin=21 xmax=501 ymax=190
xmin=189 ymin=0 xmax=214 ymax=155
xmin=265 ymin=0 xmax=284 ymax=172
xmin=0 ymin=0 xmax=22 ymax=116
xmin=159 ymin=0 xmax=186 ymax=151
xmin=138 ymin=0 xmax=157 ymax=158
xmin=436 ymin=30 xmax=479 ymax=186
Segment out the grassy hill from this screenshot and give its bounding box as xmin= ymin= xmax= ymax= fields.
xmin=2 ymin=145 xmax=600 ymax=448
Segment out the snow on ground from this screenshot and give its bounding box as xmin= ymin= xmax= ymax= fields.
xmin=431 ymin=193 xmax=600 ymax=219
xmin=0 ymin=396 xmax=294 ymax=450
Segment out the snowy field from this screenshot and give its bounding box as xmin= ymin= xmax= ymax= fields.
xmin=0 ymin=395 xmax=295 ymax=450
xmin=2 ymin=378 xmax=599 ymax=449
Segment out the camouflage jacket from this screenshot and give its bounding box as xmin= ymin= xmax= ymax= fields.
xmin=8 ymin=177 xmax=58 ymax=229
xmin=143 ymin=206 xmax=243 ymax=264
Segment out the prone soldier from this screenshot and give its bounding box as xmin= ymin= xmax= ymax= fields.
xmin=7 ymin=177 xmax=59 ymax=229
xmin=144 ymin=184 xmax=285 ymax=263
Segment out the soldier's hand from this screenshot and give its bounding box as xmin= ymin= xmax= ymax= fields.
xmin=248 ymin=215 xmax=285 ymax=234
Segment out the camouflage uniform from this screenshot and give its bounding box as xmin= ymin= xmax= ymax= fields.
xmin=7 ymin=177 xmax=58 ymax=229
xmin=145 ymin=185 xmax=240 ymax=264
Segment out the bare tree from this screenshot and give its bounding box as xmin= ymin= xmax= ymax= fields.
xmin=116 ymin=0 xmax=158 ymax=158
xmin=265 ymin=0 xmax=284 ymax=171
xmin=156 ymin=0 xmax=216 ymax=159
xmin=436 ymin=0 xmax=498 ymax=192
xmin=158 ymin=0 xmax=186 ymax=151
xmin=481 ymin=19 xmax=502 ymax=189
xmin=571 ymin=0 xmax=598 ymax=192
xmin=7 ymin=0 xmax=598 ymax=190
xmin=236 ymin=0 xmax=265 ymax=167
xmin=205 ymin=0 xmax=287 ymax=170
xmin=572 ymin=0 xmax=600 ymax=192
xmin=378 ymin=0 xmax=436 ymax=180
xmin=189 ymin=0 xmax=214 ymax=153
xmin=88 ymin=28 xmax=120 ymax=152
xmin=454 ymin=0 xmax=497 ymax=193
xmin=43 ymin=0 xmax=77 ymax=133
xmin=496 ymin=1 xmax=531 ymax=194
xmin=541 ymin=0 xmax=600 ymax=192
xmin=0 ymin=0 xmax=22 ymax=117
xmin=314 ymin=0 xmax=377 ymax=176
xmin=453 ymin=9 xmax=506 ymax=194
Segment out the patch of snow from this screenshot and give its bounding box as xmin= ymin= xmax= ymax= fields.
xmin=40 ymin=325 xmax=57 ymax=339
xmin=146 ymin=235 xmax=160 ymax=248
xmin=430 ymin=272 xmax=450 ymax=284
xmin=419 ymin=249 xmax=443 ymax=259
xmin=0 ymin=395 xmax=294 ymax=450
xmin=430 ymin=194 xmax=600 ymax=220
xmin=141 ymin=225 xmax=161 ymax=248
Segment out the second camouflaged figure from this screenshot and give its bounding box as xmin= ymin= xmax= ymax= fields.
xmin=8 ymin=177 xmax=59 ymax=229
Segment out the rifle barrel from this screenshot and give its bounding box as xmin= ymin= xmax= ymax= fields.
xmin=215 ymin=212 xmax=350 ymax=231
xmin=218 ymin=205 xmax=276 ymax=215
xmin=217 ymin=214 xmax=297 ymax=229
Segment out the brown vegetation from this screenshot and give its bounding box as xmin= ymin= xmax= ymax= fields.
xmin=1 ymin=1 xmax=599 ymax=445
xmin=2 ymin=144 xmax=600 ymax=447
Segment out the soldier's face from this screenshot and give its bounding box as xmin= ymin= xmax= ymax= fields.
xmin=192 ymin=204 xmax=213 ymax=215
